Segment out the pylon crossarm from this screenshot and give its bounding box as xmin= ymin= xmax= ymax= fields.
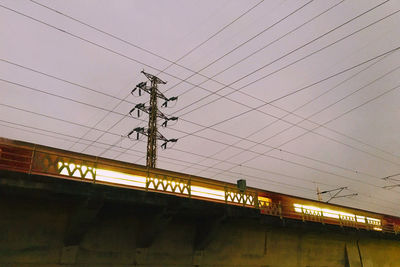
xmin=127 ymin=71 xmax=179 ymax=168
xmin=141 ymin=70 xmax=166 ymax=85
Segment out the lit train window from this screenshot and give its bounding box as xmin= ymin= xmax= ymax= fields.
xmin=293 ymin=203 xmax=381 ymax=230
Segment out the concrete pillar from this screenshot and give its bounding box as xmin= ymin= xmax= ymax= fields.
xmin=345 ymin=241 xmax=362 ymax=267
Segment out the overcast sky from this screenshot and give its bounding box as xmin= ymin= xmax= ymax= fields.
xmin=1 ymin=0 xmax=400 ymax=215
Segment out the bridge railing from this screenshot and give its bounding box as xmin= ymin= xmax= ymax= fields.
xmin=0 ymin=140 xmax=397 ymax=235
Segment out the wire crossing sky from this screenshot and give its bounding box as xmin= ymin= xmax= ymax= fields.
xmin=1 ymin=0 xmax=400 ymax=216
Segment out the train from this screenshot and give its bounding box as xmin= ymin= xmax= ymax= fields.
xmin=1 ymin=137 xmax=399 ymax=234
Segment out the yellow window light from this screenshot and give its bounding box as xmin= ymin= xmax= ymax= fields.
xmin=191 ymin=185 xmax=225 ymax=201
xmin=95 ymin=169 xmax=146 ymax=188
xmin=367 ymin=217 xmax=381 ymax=226
xmin=258 ymin=196 xmax=271 ymax=208
xmin=147 ymin=178 xmax=189 ymax=194
xmin=58 ymin=161 xmax=146 ymax=188
xmin=356 ymin=215 xmax=366 ymax=223
xmin=58 ymin=162 xmax=93 ymax=179
xmin=293 ymin=203 xmax=381 ymax=225
xmin=225 ymin=192 xmax=254 ymax=205
xmin=258 ymin=196 xmax=271 ymax=203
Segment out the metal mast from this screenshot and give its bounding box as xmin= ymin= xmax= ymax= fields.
xmin=147 ymin=76 xmax=159 ymax=168
xmin=128 ymin=71 xmax=178 ymax=169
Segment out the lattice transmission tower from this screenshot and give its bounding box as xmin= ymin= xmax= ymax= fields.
xmin=128 ymin=71 xmax=178 ymax=168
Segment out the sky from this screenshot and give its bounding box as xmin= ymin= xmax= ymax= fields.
xmin=1 ymin=0 xmax=400 ymax=215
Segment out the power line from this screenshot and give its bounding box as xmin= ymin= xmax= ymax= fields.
xmin=0 ymin=121 xmax=226 ymax=179
xmin=2 ymin=68 xmax=400 ymax=188
xmin=3 ymin=37 xmax=398 ymax=164
xmin=211 ymin=81 xmax=400 ymax=181
xmin=0 ymin=117 xmax=389 ymax=201
xmin=203 ymin=56 xmax=400 ymax=178
xmin=30 ymin=0 xmax=317 ymax=146
xmin=1 ymin=2 xmax=398 ymax=185
xmin=160 ymin=0 xmax=315 ymax=95
xmin=175 ymin=2 xmax=396 ymax=118
xmin=0 ymin=93 xmax=396 ymax=194
xmin=175 ymin=46 xmax=400 ymax=161
xmin=69 ymin=1 xmax=311 ymax=157
xmin=130 ymin=48 xmax=400 ymax=173
xmin=1 ymin=3 xmax=398 ymax=214
xmin=180 ymin=52 xmax=391 ymax=176
xmin=28 ymin=0 xmax=266 ymax=78
xmin=0 ymin=120 xmax=330 ymax=196
xmin=0 ymin=59 xmax=136 ymax=105
xmin=83 ymin=4 xmax=400 ymax=163
xmin=167 ymin=0 xmax=344 ymax=98
xmin=24 ymin=0 xmax=267 ymax=153
xmin=142 ymin=7 xmax=400 ymax=169
xmin=0 ymin=58 xmax=143 ymax=151
xmin=0 ymin=105 xmax=398 ymax=211
xmin=1 ymin=119 xmax=398 ymax=215
xmin=2 ymin=68 xmax=400 ymax=184
xmin=0 ymin=118 xmax=315 ymax=194
xmin=0 ymin=2 xmax=318 ymax=156
xmin=3 ymin=2 xmax=397 ymax=165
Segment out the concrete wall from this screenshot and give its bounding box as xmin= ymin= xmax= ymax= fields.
xmin=1 ymin=175 xmax=400 ymax=266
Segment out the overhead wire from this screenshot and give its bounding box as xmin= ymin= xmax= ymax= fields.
xmin=0 ymin=75 xmax=393 ymax=188
xmin=150 ymin=3 xmax=400 ymax=167
xmin=0 ymin=117 xmax=316 ymax=194
xmin=102 ymin=4 xmax=400 ymax=163
xmin=0 ymin=116 xmax=310 ymax=193
xmin=0 ymin=1 xmax=316 ymax=154
xmin=70 ymin=0 xmax=267 ymax=152
xmin=169 ymin=0 xmax=391 ymax=116
xmin=213 ymin=80 xmax=400 ymax=179
xmin=1 ymin=2 xmax=398 ymax=215
xmin=171 ymin=47 xmax=400 ymax=168
xmin=180 ymin=52 xmax=391 ymax=175
xmin=2 ymin=2 xmax=397 ymax=165
xmin=0 ymin=121 xmax=233 ymax=181
xmin=0 ymin=0 xmax=266 ymax=152
xmin=53 ymin=0 xmax=267 ymax=153
xmin=28 ymin=0 xmax=266 ymax=78
xmin=26 ymin=0 xmax=322 ymax=160
xmin=123 ymin=2 xmax=400 ymax=163
xmin=80 ymin=1 xmax=316 ymax=158
xmin=20 ymin=1 xmax=400 ymax=166
xmin=85 ymin=0 xmax=311 ymax=157
xmin=175 ymin=46 xmax=400 ymax=148
xmin=179 ymin=6 xmax=400 ymax=136
xmin=158 ymin=0 xmax=315 ymax=95
xmin=167 ymin=0 xmax=344 ymax=98
xmin=3 ymin=2 xmax=400 ymax=199
xmin=2 ymin=45 xmax=400 ymax=201
xmin=1 ymin=119 xmax=399 ymax=215
xmin=2 ymin=50 xmax=400 ymax=188
xmin=195 ymin=53 xmax=400 ymax=178
xmin=121 ymin=45 xmax=400 ymax=171
xmin=3 ymin=51 xmax=398 ymax=162
xmin=6 ymin=56 xmax=397 ymax=175
xmin=0 ymin=85 xmax=397 ymax=196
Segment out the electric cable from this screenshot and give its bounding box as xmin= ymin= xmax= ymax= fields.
xmin=194 ymin=54 xmax=400 ymax=178
xmin=0 ymin=95 xmax=397 ymax=195
xmin=1 ymin=119 xmax=398 ymax=214
xmin=3 ymin=2 xmax=396 ymax=164
xmin=2 ymin=74 xmax=400 ymax=187
xmin=28 ymin=0 xmax=266 ymax=78
xmin=175 ymin=3 xmax=397 ymax=118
